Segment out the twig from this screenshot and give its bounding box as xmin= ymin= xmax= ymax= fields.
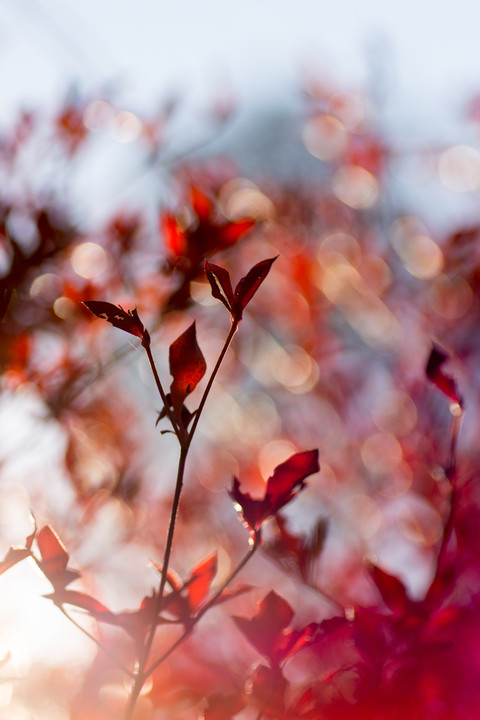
xmin=59 ymin=606 xmax=134 ymax=677
xmin=144 ymin=539 xmax=259 ymax=679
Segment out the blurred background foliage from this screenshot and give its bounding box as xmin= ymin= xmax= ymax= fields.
xmin=2 ymin=4 xmax=480 ymax=718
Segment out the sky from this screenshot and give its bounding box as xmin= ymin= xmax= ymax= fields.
xmin=3 ymin=0 xmax=480 ymax=129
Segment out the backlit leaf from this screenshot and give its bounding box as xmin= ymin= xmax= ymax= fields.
xmin=169 ymin=322 xmax=206 ymax=417
xmin=83 ymin=301 xmax=150 ymax=346
xmin=36 ymin=525 xmax=80 ymax=589
xmin=426 ymin=343 xmax=463 ymax=409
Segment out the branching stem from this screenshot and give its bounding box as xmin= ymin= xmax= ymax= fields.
xmin=124 ymin=321 xmax=240 ymax=719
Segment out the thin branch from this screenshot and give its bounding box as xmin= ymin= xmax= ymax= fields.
xmin=124 ymin=445 xmax=187 ymax=719
xmin=186 ymin=320 xmax=238 ymax=449
xmin=59 ymin=606 xmax=134 ymax=678
xmin=144 ymin=342 xmax=181 ymax=440
xmin=435 ymin=408 xmax=463 ymax=572
xmin=144 ymin=539 xmax=259 ymax=679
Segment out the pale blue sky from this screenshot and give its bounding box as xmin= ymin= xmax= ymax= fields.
xmin=2 ymin=0 xmax=480 ymax=124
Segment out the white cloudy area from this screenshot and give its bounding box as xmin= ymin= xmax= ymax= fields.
xmin=2 ymin=0 xmax=480 ymax=127
xmin=1 ymin=0 xmax=480 ymax=224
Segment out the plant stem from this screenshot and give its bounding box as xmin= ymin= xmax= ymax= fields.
xmin=59 ymin=606 xmax=134 ymax=677
xmin=124 ymin=322 xmax=239 ymax=719
xmin=436 ymin=408 xmax=463 ymax=573
xmin=144 ymin=342 xmax=181 ymax=440
xmin=144 ymin=539 xmax=259 ymax=679
xmin=186 ymin=320 xmax=238 ymax=449
xmin=124 ymin=446 xmax=188 ymax=719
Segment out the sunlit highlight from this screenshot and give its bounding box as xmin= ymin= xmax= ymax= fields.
xmin=303 ymin=114 xmax=348 ymax=161
xmin=372 ymin=389 xmax=417 ymax=436
xmin=317 ymin=252 xmax=399 ymax=347
xmin=390 ymin=217 xmax=444 ymax=279
xmin=429 ymin=274 xmax=473 ymax=319
xmin=112 ymin=111 xmax=143 ymax=143
xmin=219 ymin=178 xmax=274 ymax=221
xmin=70 ymin=242 xmax=109 ymax=279
xmin=438 ymin=144 xmax=480 ymax=191
xmin=333 ymin=165 xmax=379 ymax=209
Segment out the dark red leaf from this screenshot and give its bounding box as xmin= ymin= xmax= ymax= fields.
xmin=264 ymin=449 xmax=320 ymax=515
xmin=229 ymin=450 xmax=320 ymax=534
xmin=232 ymin=590 xmax=293 ymax=663
xmin=233 ymin=256 xmax=277 ymax=320
xmin=368 ymin=563 xmax=410 ymax=616
xmin=247 ymin=664 xmax=287 ymax=715
xmin=204 ymin=692 xmax=245 ymax=720
xmin=266 ymin=515 xmax=328 ymax=583
xmin=43 ymin=589 xmax=117 ymax=624
xmin=426 ymin=343 xmax=463 ymax=409
xmin=187 ymin=552 xmax=218 ymax=611
xmin=205 ymin=258 xmax=277 ymax=322
xmin=204 ymin=261 xmax=235 ymax=314
xmin=36 ymin=525 xmax=80 ymax=589
xmin=169 ymin=322 xmax=206 ymax=417
xmin=83 ymin=301 xmax=150 ymax=346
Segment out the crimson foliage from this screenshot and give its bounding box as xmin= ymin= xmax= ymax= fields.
xmin=0 ymin=81 xmax=479 ymax=720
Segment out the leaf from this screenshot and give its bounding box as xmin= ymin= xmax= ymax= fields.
xmin=169 ymin=322 xmax=206 ymax=418
xmin=265 ymin=515 xmax=328 ymax=583
xmin=36 ymin=525 xmax=80 ymax=589
xmin=232 ymin=590 xmax=294 ymax=664
xmin=83 ymin=301 xmax=150 ymax=346
xmin=368 ymin=563 xmax=410 ymax=616
xmin=233 ymin=256 xmax=278 ymax=320
xmin=205 ymin=261 xmax=235 ymax=314
xmin=43 ymin=589 xmax=117 ymax=624
xmin=247 ymin=664 xmax=287 ymax=716
xmin=0 ymin=523 xmax=36 ymax=576
xmin=426 ymin=343 xmax=463 ymax=409
xmin=236 ymin=612 xmax=320 ymax=673
xmin=190 ymin=184 xmax=215 ymax=222
xmin=204 ymin=691 xmax=245 ymax=720
xmin=0 ymin=547 xmax=31 ymax=576
xmin=205 ymin=257 xmax=277 ymax=322
xmin=160 ymin=213 xmax=186 ymax=258
xmin=187 ymin=552 xmax=218 ymax=611
xmin=229 ymin=449 xmax=320 ymax=535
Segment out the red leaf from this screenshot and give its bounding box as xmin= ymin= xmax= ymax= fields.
xmin=426 ymin=343 xmax=463 ymax=409
xmin=83 ymin=301 xmax=150 ymax=346
xmin=368 ymin=563 xmax=410 ymax=616
xmin=36 ymin=525 xmax=80 ymax=589
xmin=265 ymin=515 xmax=328 ymax=583
xmin=160 ymin=213 xmax=186 ymax=257
xmin=229 ymin=450 xmax=319 ymax=534
xmin=205 ymin=258 xmax=277 ymax=322
xmin=247 ymin=664 xmax=287 ymax=716
xmin=233 ymin=256 xmax=277 ymax=319
xmin=190 ymin=184 xmax=215 ymax=222
xmin=0 ymin=524 xmax=36 ymax=576
xmin=44 ymin=589 xmax=117 ymax=624
xmin=169 ymin=322 xmax=206 ymax=417
xmin=187 ymin=552 xmax=218 ymax=611
xmin=219 ymin=218 xmax=256 ymax=246
xmin=204 ymin=261 xmax=235 ymax=314
xmin=232 ymin=590 xmax=294 ymax=664
xmin=0 ymin=547 xmax=31 ymax=575
xmin=204 ymin=692 xmax=245 ymax=720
